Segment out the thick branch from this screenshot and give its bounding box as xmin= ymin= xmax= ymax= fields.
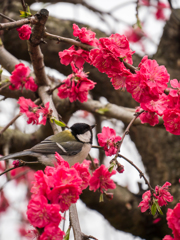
xmin=77 ymin=99 xmax=164 ymax=127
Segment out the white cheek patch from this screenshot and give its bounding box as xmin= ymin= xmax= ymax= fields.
xmin=77 ymin=131 xmax=91 ymax=143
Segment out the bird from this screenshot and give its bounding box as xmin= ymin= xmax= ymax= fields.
xmin=0 ymin=123 xmax=95 ymax=167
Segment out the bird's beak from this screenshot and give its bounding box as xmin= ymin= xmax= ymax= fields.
xmin=91 ymin=124 xmax=96 ymax=129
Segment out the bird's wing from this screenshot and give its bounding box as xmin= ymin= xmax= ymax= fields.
xmin=30 ymin=139 xmax=83 ymax=156
xmin=60 ymin=141 xmax=84 ymax=156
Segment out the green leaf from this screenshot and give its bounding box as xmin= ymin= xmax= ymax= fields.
xmin=96 ymin=107 xmax=109 ymax=115
xmin=50 ymin=117 xmax=66 ymax=127
xmin=63 ymin=227 xmax=70 ymax=240
xmin=19 ymin=10 xmax=32 ymax=18
xmin=27 ymin=5 xmax=31 ymax=15
xmin=155 ymin=201 xmax=163 ymax=215
xmin=151 ymin=203 xmax=157 ymax=216
xmin=99 ymin=193 xmax=104 ymax=202
xmin=108 ymin=161 xmax=116 ymax=173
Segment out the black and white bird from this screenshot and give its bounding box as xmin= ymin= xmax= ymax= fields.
xmin=0 ymin=123 xmax=95 ymax=167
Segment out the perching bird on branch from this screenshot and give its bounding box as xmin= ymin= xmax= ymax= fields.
xmin=0 ymin=123 xmax=95 ymax=167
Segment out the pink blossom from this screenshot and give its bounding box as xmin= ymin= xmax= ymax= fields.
xmin=38 ymin=102 xmax=52 ymax=125
xmin=12 ymin=160 xmax=20 ymax=168
xmin=57 ymin=63 xmax=96 ymax=103
xmin=163 ymin=109 xmax=180 ymax=135
xmin=10 ymin=63 xmax=38 ymax=91
xmin=55 ymin=152 xmax=70 ymax=168
xmin=116 ymin=163 xmax=124 ymax=173
xmin=23 ymin=228 xmax=39 ymax=240
xmin=139 ymin=57 xmax=170 ymax=94
xmin=18 ymin=97 xmax=39 ymax=125
xmin=139 ymin=0 xmax=150 ymax=6
xmin=140 ymin=93 xmax=168 ymax=116
xmin=52 ymin=166 xmax=82 ymax=189
xmin=138 ymin=111 xmax=159 ymax=126
xmin=97 ymin=126 xmax=121 ymax=156
xmin=155 ymin=2 xmax=169 ymax=20
xmin=153 ymin=218 xmax=161 ymax=224
xmin=126 ymin=57 xmax=169 ymax=103
xmin=90 ymin=48 xmax=124 ymax=76
xmin=169 ymin=79 xmax=180 ymax=97
xmin=125 ymin=26 xmax=145 ymax=43
xmin=16 ymin=25 xmax=32 ymax=40
xmin=126 ymin=71 xmax=159 ymax=103
xmin=155 ymin=182 xmax=173 ymax=207
xmin=73 ymin=24 xmax=99 ymax=46
xmin=40 ymin=223 xmax=65 ymax=240
xmin=48 ymin=184 xmax=81 ymax=212
xmin=0 ymin=191 xmax=9 ymax=213
xmin=59 ymin=45 xmax=89 ymax=68
xmin=138 ymin=190 xmax=151 ymax=212
xmin=99 ymin=34 xmax=134 ymax=64
xmin=27 ymin=195 xmax=62 ymax=228
xmin=166 ymin=203 xmax=180 ymax=239
xmin=73 ymin=162 xmax=91 ymax=190
xmin=31 ymin=170 xmax=50 ymax=196
xmin=89 ymin=165 xmax=116 ymax=193
xmin=110 ymin=70 xmax=132 ymax=90
xmin=163 ymin=235 xmax=175 ymax=240
xmin=24 ymin=77 xmax=38 ymax=92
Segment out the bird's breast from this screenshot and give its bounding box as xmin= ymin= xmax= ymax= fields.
xmin=63 ymin=143 xmax=91 ymax=166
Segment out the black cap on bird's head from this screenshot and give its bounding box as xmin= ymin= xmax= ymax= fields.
xmin=70 ymin=123 xmax=95 ymax=143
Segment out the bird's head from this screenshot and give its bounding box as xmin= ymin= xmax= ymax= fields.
xmin=70 ymin=123 xmax=95 ymax=144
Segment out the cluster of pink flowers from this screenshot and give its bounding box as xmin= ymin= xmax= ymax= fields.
xmin=59 ymin=24 xmax=180 ymax=135
xmin=97 ymin=126 xmax=121 ymax=156
xmin=57 ymin=63 xmax=96 ymax=103
xmin=135 ymin=76 xmax=180 ymax=134
xmin=138 ymin=182 xmax=173 ymax=213
xmin=16 ymin=24 xmax=32 ymax=40
xmin=27 ymin=153 xmax=116 ymax=239
xmin=10 ymin=63 xmax=38 ymax=91
xmin=18 ymin=97 xmax=52 ymax=125
xmin=58 ymin=24 xmax=134 ymax=102
xmin=163 ymin=203 xmax=180 ymax=240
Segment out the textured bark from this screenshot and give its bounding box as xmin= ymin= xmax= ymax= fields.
xmin=0 ymin=1 xmax=180 ymax=239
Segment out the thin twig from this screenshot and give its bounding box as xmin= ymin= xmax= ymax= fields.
xmin=44 ymin=32 xmax=94 ymax=51
xmin=135 ymin=0 xmax=141 ymax=28
xmin=0 ymin=98 xmax=40 ymax=137
xmin=0 ymin=82 xmax=10 ymax=91
xmin=122 ymin=61 xmax=138 ymax=73
xmin=47 ymin=82 xmax=64 ymax=95
xmin=0 ymin=161 xmax=39 ymax=177
xmin=88 ymin=154 xmax=96 ymax=170
xmin=118 ymin=153 xmax=154 ymax=193
xmin=0 ymin=13 xmax=15 ymax=22
xmin=21 ymin=0 xmax=27 ymax=12
xmin=92 ymin=145 xmax=103 ymax=149
xmin=0 ymin=169 xmax=30 ymax=192
xmin=115 ymin=110 xmax=144 ymax=158
xmin=0 ymin=113 xmax=22 ymax=136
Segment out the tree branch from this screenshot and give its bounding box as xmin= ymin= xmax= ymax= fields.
xmin=0 ymin=16 xmax=37 ymax=30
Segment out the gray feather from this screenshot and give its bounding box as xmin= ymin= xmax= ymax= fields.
xmin=30 ymin=139 xmax=83 ymax=156
xmin=0 ymin=151 xmax=33 ymax=161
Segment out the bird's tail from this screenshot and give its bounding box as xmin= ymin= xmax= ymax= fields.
xmin=0 ymin=151 xmax=32 ymax=161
